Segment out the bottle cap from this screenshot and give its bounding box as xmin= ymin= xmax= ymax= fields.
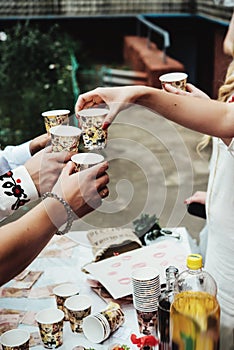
xmin=187 ymin=254 xmax=202 ymax=270
xmin=166 ymin=265 xmax=179 ymax=276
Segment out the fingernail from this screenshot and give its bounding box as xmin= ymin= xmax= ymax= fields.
xmin=102 ymin=122 xmax=110 ymax=130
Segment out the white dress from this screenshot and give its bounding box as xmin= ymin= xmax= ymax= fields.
xmin=205 ymin=136 xmax=234 ymax=350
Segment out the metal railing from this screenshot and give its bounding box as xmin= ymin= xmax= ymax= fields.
xmin=136 ymin=14 xmax=170 ymax=64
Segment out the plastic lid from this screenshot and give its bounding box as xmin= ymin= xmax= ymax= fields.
xmin=187 ymin=254 xmax=203 ymax=270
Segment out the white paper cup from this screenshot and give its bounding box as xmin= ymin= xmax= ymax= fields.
xmin=0 ymin=329 xmax=30 ymax=350
xmin=42 ymin=109 xmax=70 ymax=132
xmin=50 ymin=125 xmax=82 ymax=152
xmin=131 ymin=267 xmax=160 ymax=281
xmin=77 ymin=108 xmax=109 ymax=150
xmin=71 ymin=152 xmax=104 ymax=171
xmin=159 ymin=72 xmax=188 ymax=91
xmin=83 ymin=313 xmax=111 ymax=343
xmin=64 ymin=295 xmax=92 ymax=333
xmin=83 ymin=302 xmax=125 ymax=343
xmin=35 ymin=308 xmax=64 ymax=349
xmin=53 ymin=283 xmax=80 ymax=321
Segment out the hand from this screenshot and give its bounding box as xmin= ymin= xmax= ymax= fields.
xmin=184 ymin=191 xmax=207 ymax=205
xmin=75 ymin=86 xmax=143 ymax=130
xmin=164 ymin=83 xmax=210 ymax=99
xmin=29 ymin=133 xmax=51 ymax=155
xmin=52 ymin=161 xmax=109 ymax=218
xmin=24 ymin=147 xmax=73 ymax=195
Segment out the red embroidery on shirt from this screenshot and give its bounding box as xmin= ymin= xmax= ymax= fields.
xmin=0 ymin=171 xmax=30 ymax=210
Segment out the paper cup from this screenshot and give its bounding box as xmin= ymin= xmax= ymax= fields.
xmin=35 ymin=308 xmax=64 ymax=349
xmin=0 ymin=329 xmax=30 ymax=350
xmin=77 ymin=108 xmax=108 ymax=150
xmin=83 ymin=313 xmax=111 ymax=343
xmin=83 ymin=302 xmax=124 ymax=343
xmin=136 ymin=309 xmax=158 ymax=335
xmin=50 ymin=125 xmax=82 ymax=152
xmin=53 ymin=283 xmax=80 ymax=321
xmin=64 ymin=294 xmax=92 ymax=333
xmin=71 ymin=152 xmax=104 ymax=171
xmin=159 ymin=72 xmax=188 ymax=91
xmin=42 ymin=109 xmax=70 ymax=133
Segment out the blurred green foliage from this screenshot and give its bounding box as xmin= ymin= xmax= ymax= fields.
xmin=0 ymin=21 xmax=82 ymax=147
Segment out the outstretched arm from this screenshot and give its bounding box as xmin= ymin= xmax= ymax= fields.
xmin=75 ymin=85 xmax=234 ymax=138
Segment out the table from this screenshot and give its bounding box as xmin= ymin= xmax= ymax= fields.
xmin=0 ymin=229 xmax=193 ymax=349
xmin=0 ymin=232 xmax=142 ymax=349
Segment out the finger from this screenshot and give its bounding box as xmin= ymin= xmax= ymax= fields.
xmin=99 ymin=186 xmax=109 ymax=199
xmin=45 ymin=145 xmax=53 ymax=153
xmin=96 ymin=173 xmax=109 ymax=189
xmin=63 ymin=151 xmax=76 ymax=163
xmin=75 ymin=92 xmax=103 ymax=115
xmin=51 ymin=151 xmax=75 ymax=163
xmin=186 ymin=83 xmax=195 ymax=93
xmin=60 ymin=161 xmax=74 ymax=178
xmin=86 ymin=161 xmax=109 ymax=179
xmin=164 ymin=84 xmax=186 ymax=95
xmin=102 ymin=105 xmax=120 ymax=130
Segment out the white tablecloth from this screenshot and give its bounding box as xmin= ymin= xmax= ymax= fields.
xmin=0 ymin=233 xmax=139 ymax=349
xmin=0 ymin=228 xmax=192 ymax=349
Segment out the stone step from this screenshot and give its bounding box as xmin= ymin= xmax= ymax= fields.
xmin=102 ymin=67 xmax=147 ymax=86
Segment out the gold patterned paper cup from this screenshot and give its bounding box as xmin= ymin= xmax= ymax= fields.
xmin=42 ymin=109 xmax=70 ymax=133
xmin=64 ymin=294 xmax=92 ymax=333
xmin=100 ymin=302 xmax=125 ymax=333
xmin=159 ymin=72 xmax=188 ymax=91
xmin=0 ymin=329 xmax=30 ymax=350
xmin=71 ymin=152 xmax=104 ymax=171
xmin=77 ymin=108 xmax=109 ymax=150
xmin=50 ymin=125 xmax=82 ymax=152
xmin=35 ymin=308 xmax=64 ymax=349
xmin=53 ymin=283 xmax=80 ymax=321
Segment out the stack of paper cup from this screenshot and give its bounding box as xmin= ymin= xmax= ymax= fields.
xmin=131 ymin=267 xmax=160 ymax=335
xmin=82 ymin=312 xmax=111 ymax=343
xmin=131 ymin=267 xmax=161 ymax=312
xmin=83 ymin=302 xmax=125 ymax=343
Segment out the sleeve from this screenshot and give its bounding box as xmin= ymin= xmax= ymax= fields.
xmin=0 ymin=141 xmax=31 ymax=175
xmin=0 ymin=166 xmax=39 ymax=222
xmin=228 ymin=138 xmax=234 ymax=157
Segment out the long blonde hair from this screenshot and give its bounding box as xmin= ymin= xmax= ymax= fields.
xmin=196 ymin=58 xmax=234 ymax=155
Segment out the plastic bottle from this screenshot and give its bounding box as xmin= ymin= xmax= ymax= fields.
xmin=170 ymin=254 xmax=220 ymax=350
xmin=158 ymin=266 xmax=179 ymax=350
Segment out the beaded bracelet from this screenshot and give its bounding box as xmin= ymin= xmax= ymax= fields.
xmin=42 ymin=192 xmax=76 ymax=235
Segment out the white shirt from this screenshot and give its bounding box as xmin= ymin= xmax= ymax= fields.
xmin=0 ymin=141 xmax=32 ymax=175
xmin=205 ymin=137 xmax=234 ymax=348
xmin=0 ymin=142 xmax=38 ymax=221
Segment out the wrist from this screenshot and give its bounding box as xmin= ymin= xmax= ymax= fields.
xmin=42 ymin=192 xmax=76 ymax=235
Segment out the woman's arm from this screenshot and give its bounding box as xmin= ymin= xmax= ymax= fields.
xmin=75 ymin=86 xmax=234 ymax=138
xmin=0 ymin=160 xmax=109 ymax=286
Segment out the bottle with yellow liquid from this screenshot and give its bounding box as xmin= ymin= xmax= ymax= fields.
xmin=170 ymin=254 xmax=220 ymax=350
